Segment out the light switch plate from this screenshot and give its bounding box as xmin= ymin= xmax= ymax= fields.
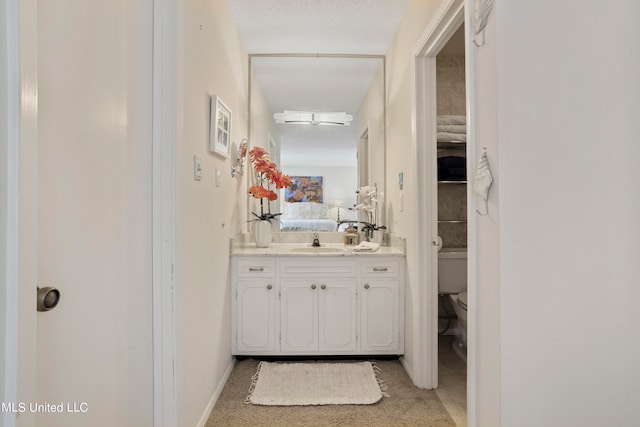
xmin=215 ymin=168 xmax=221 ymax=187
xmin=194 ymin=155 xmax=203 ymax=181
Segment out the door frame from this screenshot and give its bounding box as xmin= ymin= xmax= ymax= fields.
xmin=412 ymin=0 xmax=478 ymax=424
xmin=2 ymin=0 xmax=178 ymax=425
xmin=358 ymin=127 xmax=369 ymax=188
xmin=152 ymin=0 xmax=178 ymax=425
xmin=2 ymin=0 xmax=39 ymax=425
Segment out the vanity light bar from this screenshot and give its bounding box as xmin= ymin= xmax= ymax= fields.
xmin=273 ymin=110 xmax=353 ymax=126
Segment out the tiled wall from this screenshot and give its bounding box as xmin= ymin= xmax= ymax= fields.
xmin=436 ymin=56 xmax=466 ymax=116
xmin=438 ymin=179 xmax=467 ymax=248
xmin=437 ymin=55 xmax=467 ymax=248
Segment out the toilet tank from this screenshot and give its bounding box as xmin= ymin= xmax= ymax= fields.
xmin=438 ymin=248 xmax=467 ymax=294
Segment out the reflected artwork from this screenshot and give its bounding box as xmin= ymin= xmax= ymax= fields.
xmin=285 ymin=176 xmax=323 ymax=203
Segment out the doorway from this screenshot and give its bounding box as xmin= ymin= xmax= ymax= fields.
xmin=434 ymin=23 xmax=469 ymax=424
xmin=412 ymin=0 xmax=477 ymax=425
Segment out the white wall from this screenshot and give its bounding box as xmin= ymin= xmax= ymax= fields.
xmin=492 ymin=1 xmax=640 ymax=425
xmin=248 ymin=67 xmax=280 ymax=220
xmin=383 ymin=0 xmax=449 ymax=385
xmin=176 ymin=1 xmax=254 ymax=425
xmin=357 ymin=64 xmax=386 ymax=224
xmin=250 ymin=73 xmax=277 ymax=155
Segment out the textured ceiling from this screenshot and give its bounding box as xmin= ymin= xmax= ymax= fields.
xmin=226 ymin=0 xmax=410 ymax=167
xmin=226 ymin=0 xmax=410 ymax=54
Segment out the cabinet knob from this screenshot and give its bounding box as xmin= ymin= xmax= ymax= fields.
xmin=311 ymin=284 xmax=317 ymax=290
xmin=364 ymin=284 xmax=370 ymax=289
xmin=266 ymin=284 xmax=272 ymax=290
xmin=320 ymin=284 xmax=326 ymax=290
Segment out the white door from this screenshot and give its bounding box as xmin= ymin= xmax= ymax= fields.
xmin=360 ymin=280 xmax=400 ymax=352
xmin=13 ymin=1 xmax=154 ymax=426
xmin=280 ymin=280 xmax=318 ymax=352
xmin=318 ymin=280 xmax=357 ymax=352
xmin=236 ymin=280 xmax=277 ymax=352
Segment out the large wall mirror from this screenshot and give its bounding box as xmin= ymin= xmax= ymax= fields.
xmin=249 ymin=54 xmax=386 ymax=233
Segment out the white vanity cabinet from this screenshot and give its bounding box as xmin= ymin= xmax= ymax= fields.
xmin=231 ymin=255 xmax=404 ymax=356
xmin=233 ymin=259 xmax=277 ymax=353
xmin=280 ymin=279 xmax=357 ymax=353
xmin=279 ymin=259 xmax=358 ymax=354
xmin=360 ymin=259 xmax=402 ymax=352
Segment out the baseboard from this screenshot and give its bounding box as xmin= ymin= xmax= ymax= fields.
xmin=400 ymin=356 xmax=417 ymax=386
xmin=196 ymin=358 xmax=236 ymax=427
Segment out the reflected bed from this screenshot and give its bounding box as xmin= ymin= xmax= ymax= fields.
xmin=279 ymin=202 xmax=337 ymax=232
xmin=280 ymin=218 xmax=337 ymax=232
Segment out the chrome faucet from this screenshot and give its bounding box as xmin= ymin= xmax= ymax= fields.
xmin=311 ymin=233 xmax=321 ymax=247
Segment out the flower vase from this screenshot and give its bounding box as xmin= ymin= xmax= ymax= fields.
xmin=254 ymin=220 xmax=273 ymax=248
xmin=371 ymin=229 xmax=384 ymax=245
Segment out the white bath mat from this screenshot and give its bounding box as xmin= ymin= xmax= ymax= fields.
xmin=246 ymin=361 xmax=389 ymax=406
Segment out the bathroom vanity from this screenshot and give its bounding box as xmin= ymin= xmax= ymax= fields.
xmin=230 ymin=240 xmax=405 ymax=356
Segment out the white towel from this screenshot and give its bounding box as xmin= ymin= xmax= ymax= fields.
xmin=437 ymin=115 xmax=466 ymax=125
xmin=353 ymin=241 xmax=380 ymax=252
xmin=436 ymin=124 xmax=467 ymax=133
xmin=437 ymin=132 xmax=467 ymax=142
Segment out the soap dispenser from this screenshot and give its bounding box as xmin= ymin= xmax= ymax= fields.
xmin=343 ymin=225 xmax=360 ymax=247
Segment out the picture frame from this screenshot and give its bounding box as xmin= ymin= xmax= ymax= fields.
xmin=285 ymin=176 xmax=324 ymax=203
xmin=209 ymin=95 xmax=232 ymax=158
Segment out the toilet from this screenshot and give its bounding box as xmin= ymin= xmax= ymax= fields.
xmin=438 ymin=248 xmax=468 ymax=349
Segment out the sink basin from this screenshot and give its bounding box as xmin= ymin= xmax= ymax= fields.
xmin=289 ymin=246 xmax=344 ymax=254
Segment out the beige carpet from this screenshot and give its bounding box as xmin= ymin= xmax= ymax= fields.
xmin=206 ymin=359 xmax=456 ymax=427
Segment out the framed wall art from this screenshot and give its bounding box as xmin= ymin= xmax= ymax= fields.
xmin=209 ymin=95 xmax=232 ymax=158
xmin=285 ymin=176 xmax=324 ymax=203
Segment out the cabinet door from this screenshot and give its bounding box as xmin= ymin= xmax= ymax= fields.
xmin=318 ymin=280 xmax=357 ymax=352
xmin=360 ymin=280 xmax=400 ymax=352
xmin=280 ymin=280 xmax=318 ymax=352
xmin=236 ymin=280 xmax=277 ymax=353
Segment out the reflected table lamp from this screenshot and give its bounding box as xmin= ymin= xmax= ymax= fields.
xmin=332 ymin=199 xmax=344 ymax=223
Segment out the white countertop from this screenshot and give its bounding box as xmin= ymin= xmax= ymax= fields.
xmin=231 ymin=242 xmax=404 ymax=257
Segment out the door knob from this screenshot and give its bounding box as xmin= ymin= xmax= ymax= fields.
xmin=37 ymin=286 xmax=60 ymax=312
xmin=432 ymin=236 xmax=443 ymax=251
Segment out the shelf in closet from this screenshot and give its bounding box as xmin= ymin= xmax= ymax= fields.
xmin=438 ymin=220 xmax=467 ymax=224
xmin=437 ymin=141 xmax=466 ymax=149
xmin=437 ymin=180 xmax=467 ymax=184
